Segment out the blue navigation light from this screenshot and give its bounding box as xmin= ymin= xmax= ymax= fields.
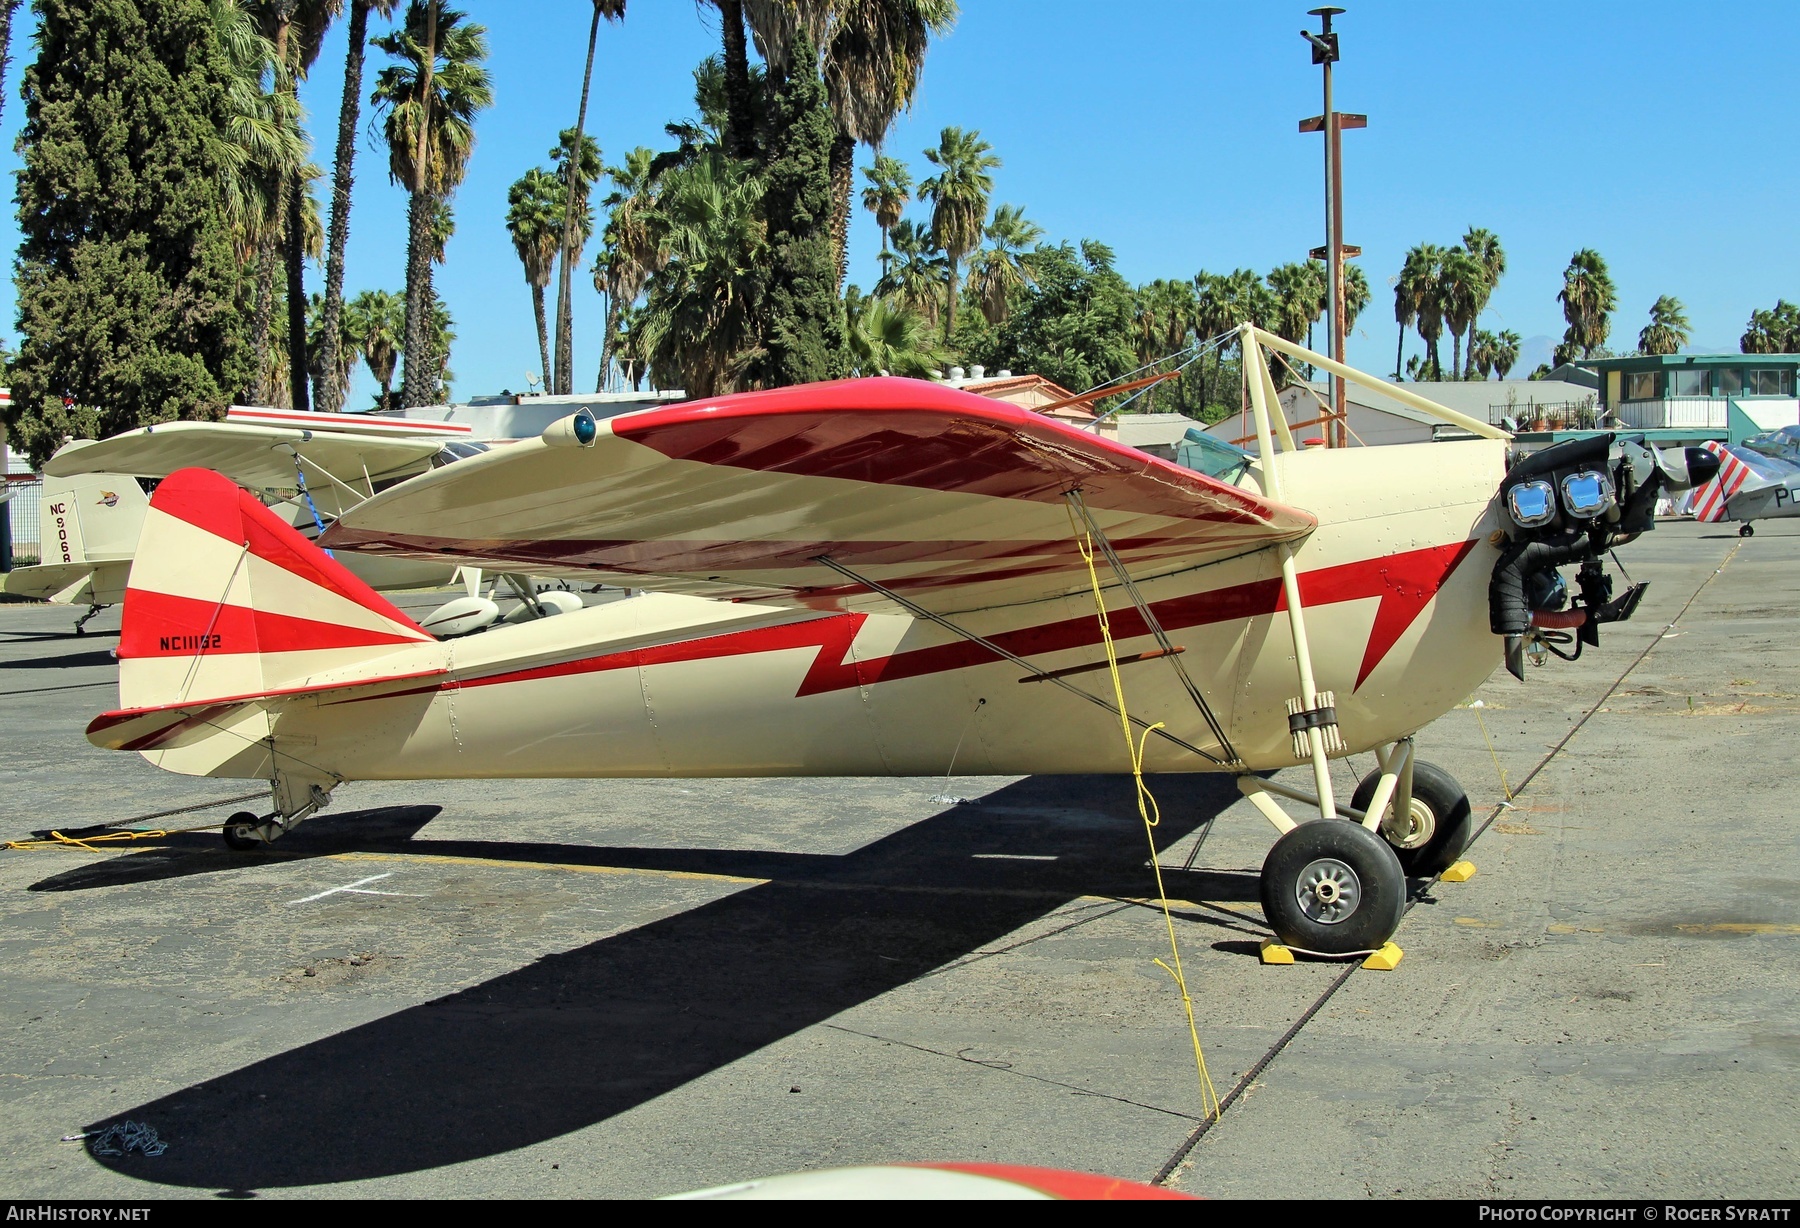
xmin=573 ymin=408 xmax=598 ymax=447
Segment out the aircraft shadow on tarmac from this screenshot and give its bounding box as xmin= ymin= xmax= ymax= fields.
xmin=68 ymin=773 xmax=1251 ymax=1191
xmin=0 ymin=648 xmax=120 ymax=671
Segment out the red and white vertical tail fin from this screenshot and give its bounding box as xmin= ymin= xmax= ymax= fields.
xmin=117 ymin=468 xmax=436 ymax=712
xmin=1691 ymin=441 xmax=1753 ymax=523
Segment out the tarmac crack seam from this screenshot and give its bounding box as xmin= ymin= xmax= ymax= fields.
xmin=1148 ymin=538 xmax=1744 ymax=1189
xmin=823 ymin=1023 xmax=1202 ymax=1122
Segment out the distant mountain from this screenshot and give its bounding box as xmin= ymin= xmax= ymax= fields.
xmin=1518 ymin=334 xmax=1556 ymax=374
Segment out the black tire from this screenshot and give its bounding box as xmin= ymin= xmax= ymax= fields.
xmin=1260 ymin=820 xmax=1406 ymax=955
xmin=1350 ymin=759 xmax=1473 ymax=878
xmin=1740 ymin=523 xmax=1755 ymax=537
xmin=222 ymin=811 xmax=264 ymax=851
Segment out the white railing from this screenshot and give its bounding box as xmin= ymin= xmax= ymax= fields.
xmin=1616 ymin=398 xmax=1727 ymax=429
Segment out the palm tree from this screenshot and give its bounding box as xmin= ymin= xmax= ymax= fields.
xmin=1557 ymin=248 xmax=1617 ymax=360
xmin=1396 ymin=244 xmax=1447 ymax=378
xmin=964 ymin=203 xmax=1041 ymax=327
xmin=745 ymin=1 xmax=959 ymax=286
xmin=253 ymin=0 xmax=341 ymax=411
xmin=846 ymin=289 xmax=948 ymax=377
xmin=1638 ymin=295 xmax=1691 ymax=356
xmin=1130 ymin=278 xmax=1195 ymax=409
xmin=595 ymin=145 xmax=661 ymax=392
xmin=1468 ymin=329 xmax=1495 ymax=380
xmin=210 ymin=0 xmax=306 ymax=404
xmin=371 ymin=2 xmax=492 ymax=408
xmin=1438 ymin=246 xmax=1488 ymax=381
xmin=306 ymin=291 xmax=359 ymax=407
xmin=552 ymin=1 xmax=627 ymax=395
xmin=1194 ymin=267 xmax=1272 ymax=411
xmin=861 ymin=154 xmax=911 ymax=279
xmin=1492 ymin=329 xmax=1521 ymax=380
xmin=550 ymin=125 xmax=603 ymax=392
xmin=635 ymin=153 xmax=770 ymax=397
xmin=506 ymin=168 xmax=564 ymax=388
xmin=346 ymin=288 xmax=405 ymax=409
xmin=918 ymin=126 xmax=998 ymax=341
xmin=1460 ymin=226 xmax=1505 ymax=376
xmin=1741 ymin=301 xmax=1800 ymax=354
xmin=874 ymin=219 xmax=948 ymax=326
xmin=706 ymin=0 xmax=756 ymax=160
xmin=315 ymin=1 xmax=398 ymax=411
xmin=1266 ymin=262 xmax=1324 ymax=346
xmin=1342 ymin=263 xmax=1370 ymax=338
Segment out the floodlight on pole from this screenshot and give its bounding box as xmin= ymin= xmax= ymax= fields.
xmin=1298 ymin=6 xmax=1360 ymax=448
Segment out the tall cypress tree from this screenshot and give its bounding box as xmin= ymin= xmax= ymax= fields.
xmin=7 ymin=0 xmax=250 ymax=466
xmin=757 ymin=31 xmax=845 ymax=387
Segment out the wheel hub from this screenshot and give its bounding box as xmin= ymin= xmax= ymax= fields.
xmin=1295 ymin=857 xmax=1362 ymax=925
xmin=1380 ymin=798 xmax=1437 ymax=851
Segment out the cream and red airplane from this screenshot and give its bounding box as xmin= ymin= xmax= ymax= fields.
xmin=81 ymin=328 xmax=1715 ymax=954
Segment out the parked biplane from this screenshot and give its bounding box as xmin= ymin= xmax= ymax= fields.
xmin=82 ymin=327 xmax=1716 ymax=954
xmin=3 ymin=407 xmax=569 ymax=633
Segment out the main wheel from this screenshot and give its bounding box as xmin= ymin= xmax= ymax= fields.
xmin=222 ymin=811 xmax=264 ymax=851
xmin=1260 ymin=821 xmax=1406 ymax=955
xmin=1350 ymin=759 xmax=1473 ymax=878
xmin=1739 ymin=523 xmax=1755 ymax=537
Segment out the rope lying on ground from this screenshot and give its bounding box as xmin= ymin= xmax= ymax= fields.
xmin=2 ymin=789 xmax=267 ymax=851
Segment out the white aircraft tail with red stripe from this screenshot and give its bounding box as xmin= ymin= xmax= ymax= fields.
xmin=114 ymin=467 xmax=438 ymax=714
xmin=1692 ymin=441 xmax=1753 ymax=523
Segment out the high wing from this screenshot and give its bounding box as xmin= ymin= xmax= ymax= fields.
xmin=322 ymin=377 xmax=1315 ymax=615
xmin=44 ymin=421 xmax=451 ymax=516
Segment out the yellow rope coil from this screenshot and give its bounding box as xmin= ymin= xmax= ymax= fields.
xmin=2 ymin=822 xmax=222 ymax=852
xmin=1069 ymin=505 xmax=1221 ymax=1123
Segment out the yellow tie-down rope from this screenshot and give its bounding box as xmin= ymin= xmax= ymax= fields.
xmin=1069 ymin=505 xmax=1222 ymax=1123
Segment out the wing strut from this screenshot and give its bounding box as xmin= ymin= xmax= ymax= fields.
xmin=812 ymin=556 xmax=1228 ymax=766
xmin=1065 ymin=490 xmax=1242 ymax=768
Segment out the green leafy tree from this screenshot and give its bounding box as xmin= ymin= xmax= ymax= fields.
xmin=983 ymin=240 xmax=1135 ymax=395
xmin=9 ymin=0 xmax=252 ymax=465
xmin=371 ymin=1 xmax=492 ymax=408
xmin=743 ymin=1 xmax=957 ymax=286
xmin=1491 ymin=329 xmax=1521 ymax=380
xmin=919 ymin=125 xmax=998 ymax=341
xmin=1194 ymin=267 xmax=1273 ymax=413
xmin=1637 ymin=295 xmax=1690 ymax=356
xmin=755 ymin=30 xmax=846 ymax=386
xmin=861 ymin=153 xmax=911 ymax=278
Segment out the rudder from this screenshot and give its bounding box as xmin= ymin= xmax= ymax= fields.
xmin=118 ymin=468 xmax=435 ymax=711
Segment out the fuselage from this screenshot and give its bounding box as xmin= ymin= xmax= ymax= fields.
xmin=142 ymin=438 xmax=1508 ymax=786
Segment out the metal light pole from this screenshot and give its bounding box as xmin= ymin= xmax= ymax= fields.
xmin=1300 ymin=7 xmax=1363 ymax=448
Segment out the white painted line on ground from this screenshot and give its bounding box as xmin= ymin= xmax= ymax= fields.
xmin=286 ymin=872 xmax=425 ymax=904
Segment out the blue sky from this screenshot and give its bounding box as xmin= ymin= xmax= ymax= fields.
xmin=1 ymin=1 xmax=1795 ymax=404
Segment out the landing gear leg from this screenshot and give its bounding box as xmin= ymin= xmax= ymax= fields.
xmin=1350 ymin=757 xmax=1473 ymax=878
xmin=73 ymin=604 xmax=110 ymax=635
